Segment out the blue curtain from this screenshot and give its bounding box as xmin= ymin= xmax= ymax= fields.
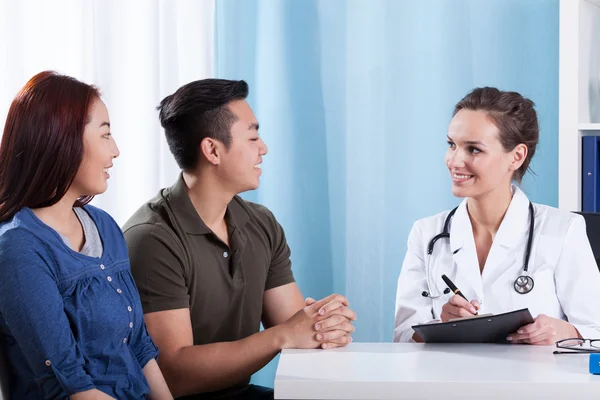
xmin=216 ymin=0 xmax=558 ymax=387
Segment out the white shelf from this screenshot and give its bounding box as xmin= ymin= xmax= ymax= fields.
xmin=585 ymin=0 xmax=600 ymax=8
xmin=558 ymin=0 xmax=600 ymax=211
xmin=579 ymin=123 xmax=600 ymax=131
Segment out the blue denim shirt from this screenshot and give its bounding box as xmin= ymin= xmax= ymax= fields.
xmin=0 ymin=205 xmax=158 ymax=399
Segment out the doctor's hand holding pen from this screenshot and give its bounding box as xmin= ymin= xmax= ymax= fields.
xmin=440 ymin=295 xmax=481 ymax=322
xmin=506 ymin=314 xmax=581 ymax=345
xmin=439 ymin=275 xmax=481 ymax=323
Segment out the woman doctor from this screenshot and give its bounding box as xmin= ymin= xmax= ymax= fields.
xmin=394 ymin=87 xmax=600 ymax=345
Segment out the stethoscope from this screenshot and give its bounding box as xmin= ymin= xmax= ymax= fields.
xmin=421 ymin=201 xmax=535 ymax=299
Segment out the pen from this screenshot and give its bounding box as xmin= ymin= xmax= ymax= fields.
xmin=441 ymin=274 xmax=468 ymax=302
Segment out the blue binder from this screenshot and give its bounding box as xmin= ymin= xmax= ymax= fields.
xmin=590 ymin=353 xmax=600 ymax=374
xmin=582 ymin=136 xmax=600 ymax=212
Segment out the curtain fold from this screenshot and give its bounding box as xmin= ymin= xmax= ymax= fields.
xmin=0 ymin=0 xmax=215 ymax=225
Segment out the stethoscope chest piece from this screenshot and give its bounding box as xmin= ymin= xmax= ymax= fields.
xmin=513 ymin=275 xmax=534 ymax=294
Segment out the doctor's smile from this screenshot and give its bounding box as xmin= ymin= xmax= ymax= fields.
xmin=450 ymin=172 xmax=474 ymax=183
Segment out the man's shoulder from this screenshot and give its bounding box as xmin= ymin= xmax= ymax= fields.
xmin=123 ymin=189 xmax=170 ymax=233
xmin=122 ymin=189 xmax=186 ymax=251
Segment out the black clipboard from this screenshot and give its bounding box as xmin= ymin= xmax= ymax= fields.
xmin=412 ymin=308 xmax=534 ymax=343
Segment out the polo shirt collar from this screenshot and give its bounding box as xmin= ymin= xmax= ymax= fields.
xmin=167 ymin=174 xmax=250 ymax=235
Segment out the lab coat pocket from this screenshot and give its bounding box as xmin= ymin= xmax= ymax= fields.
xmin=532 ymin=234 xmax=561 ymax=268
xmin=510 ymin=264 xmax=560 ymax=318
xmin=509 ymin=234 xmax=561 ymax=315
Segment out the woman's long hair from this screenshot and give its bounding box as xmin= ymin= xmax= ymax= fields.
xmin=0 ymin=71 xmax=100 ymax=221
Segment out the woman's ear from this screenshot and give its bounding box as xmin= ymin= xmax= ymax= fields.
xmin=509 ymin=143 xmax=528 ymax=172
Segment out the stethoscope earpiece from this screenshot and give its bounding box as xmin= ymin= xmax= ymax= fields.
xmin=421 ymin=288 xmax=451 ymax=298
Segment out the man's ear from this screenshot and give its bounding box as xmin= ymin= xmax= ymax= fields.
xmin=200 ymin=138 xmax=221 ymax=166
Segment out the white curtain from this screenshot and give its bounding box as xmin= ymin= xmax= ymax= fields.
xmin=0 ymin=0 xmax=215 ymax=225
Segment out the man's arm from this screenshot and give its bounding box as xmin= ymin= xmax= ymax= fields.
xmin=144 ymin=294 xmax=348 ymax=398
xmin=258 ymin=206 xmax=357 ymax=348
xmin=144 ymin=308 xmax=282 ymax=397
xmin=263 ymin=283 xmax=357 ymax=349
xmin=261 ymin=282 xmax=305 ymax=328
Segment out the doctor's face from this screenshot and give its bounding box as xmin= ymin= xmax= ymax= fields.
xmin=445 ymin=109 xmax=520 ymax=199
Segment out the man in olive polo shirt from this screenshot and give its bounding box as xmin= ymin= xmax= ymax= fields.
xmin=123 ymin=79 xmax=356 ymax=400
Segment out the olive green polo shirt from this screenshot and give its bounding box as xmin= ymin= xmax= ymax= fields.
xmin=122 ymin=175 xmax=295 ymax=398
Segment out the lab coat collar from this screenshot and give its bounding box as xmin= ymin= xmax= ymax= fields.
xmin=449 ymin=185 xmax=531 ymax=254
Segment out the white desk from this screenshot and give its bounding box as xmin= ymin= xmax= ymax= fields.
xmin=274 ymin=342 xmax=600 ymax=399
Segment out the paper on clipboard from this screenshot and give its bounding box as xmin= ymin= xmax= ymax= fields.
xmin=448 ymin=313 xmax=494 ymax=322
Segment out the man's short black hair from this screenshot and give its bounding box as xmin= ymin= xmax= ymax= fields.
xmin=158 ymin=79 xmax=249 ymax=170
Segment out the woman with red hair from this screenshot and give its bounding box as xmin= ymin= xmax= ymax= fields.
xmin=0 ymin=71 xmax=172 ymax=399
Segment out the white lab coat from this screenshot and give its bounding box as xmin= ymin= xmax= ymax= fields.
xmin=393 ymin=185 xmax=600 ymax=343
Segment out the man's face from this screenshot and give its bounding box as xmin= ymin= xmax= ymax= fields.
xmin=216 ymin=99 xmax=268 ymax=194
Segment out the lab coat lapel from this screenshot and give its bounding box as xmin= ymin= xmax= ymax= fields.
xmin=449 ymin=198 xmax=469 ymax=257
xmin=482 ymin=186 xmax=530 ymax=286
xmin=449 ymin=199 xmax=482 ymax=299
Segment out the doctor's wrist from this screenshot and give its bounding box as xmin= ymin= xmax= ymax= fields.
xmin=565 ymin=322 xmax=582 ymax=340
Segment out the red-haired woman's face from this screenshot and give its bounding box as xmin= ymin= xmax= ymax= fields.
xmin=71 ymin=98 xmax=120 ymax=196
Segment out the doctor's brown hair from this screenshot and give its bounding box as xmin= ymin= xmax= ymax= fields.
xmin=453 ymin=87 xmax=539 ymax=183
xmin=0 ymin=71 xmax=100 ymax=221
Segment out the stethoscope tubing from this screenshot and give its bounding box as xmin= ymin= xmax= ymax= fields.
xmin=424 ymin=202 xmax=535 ymax=298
